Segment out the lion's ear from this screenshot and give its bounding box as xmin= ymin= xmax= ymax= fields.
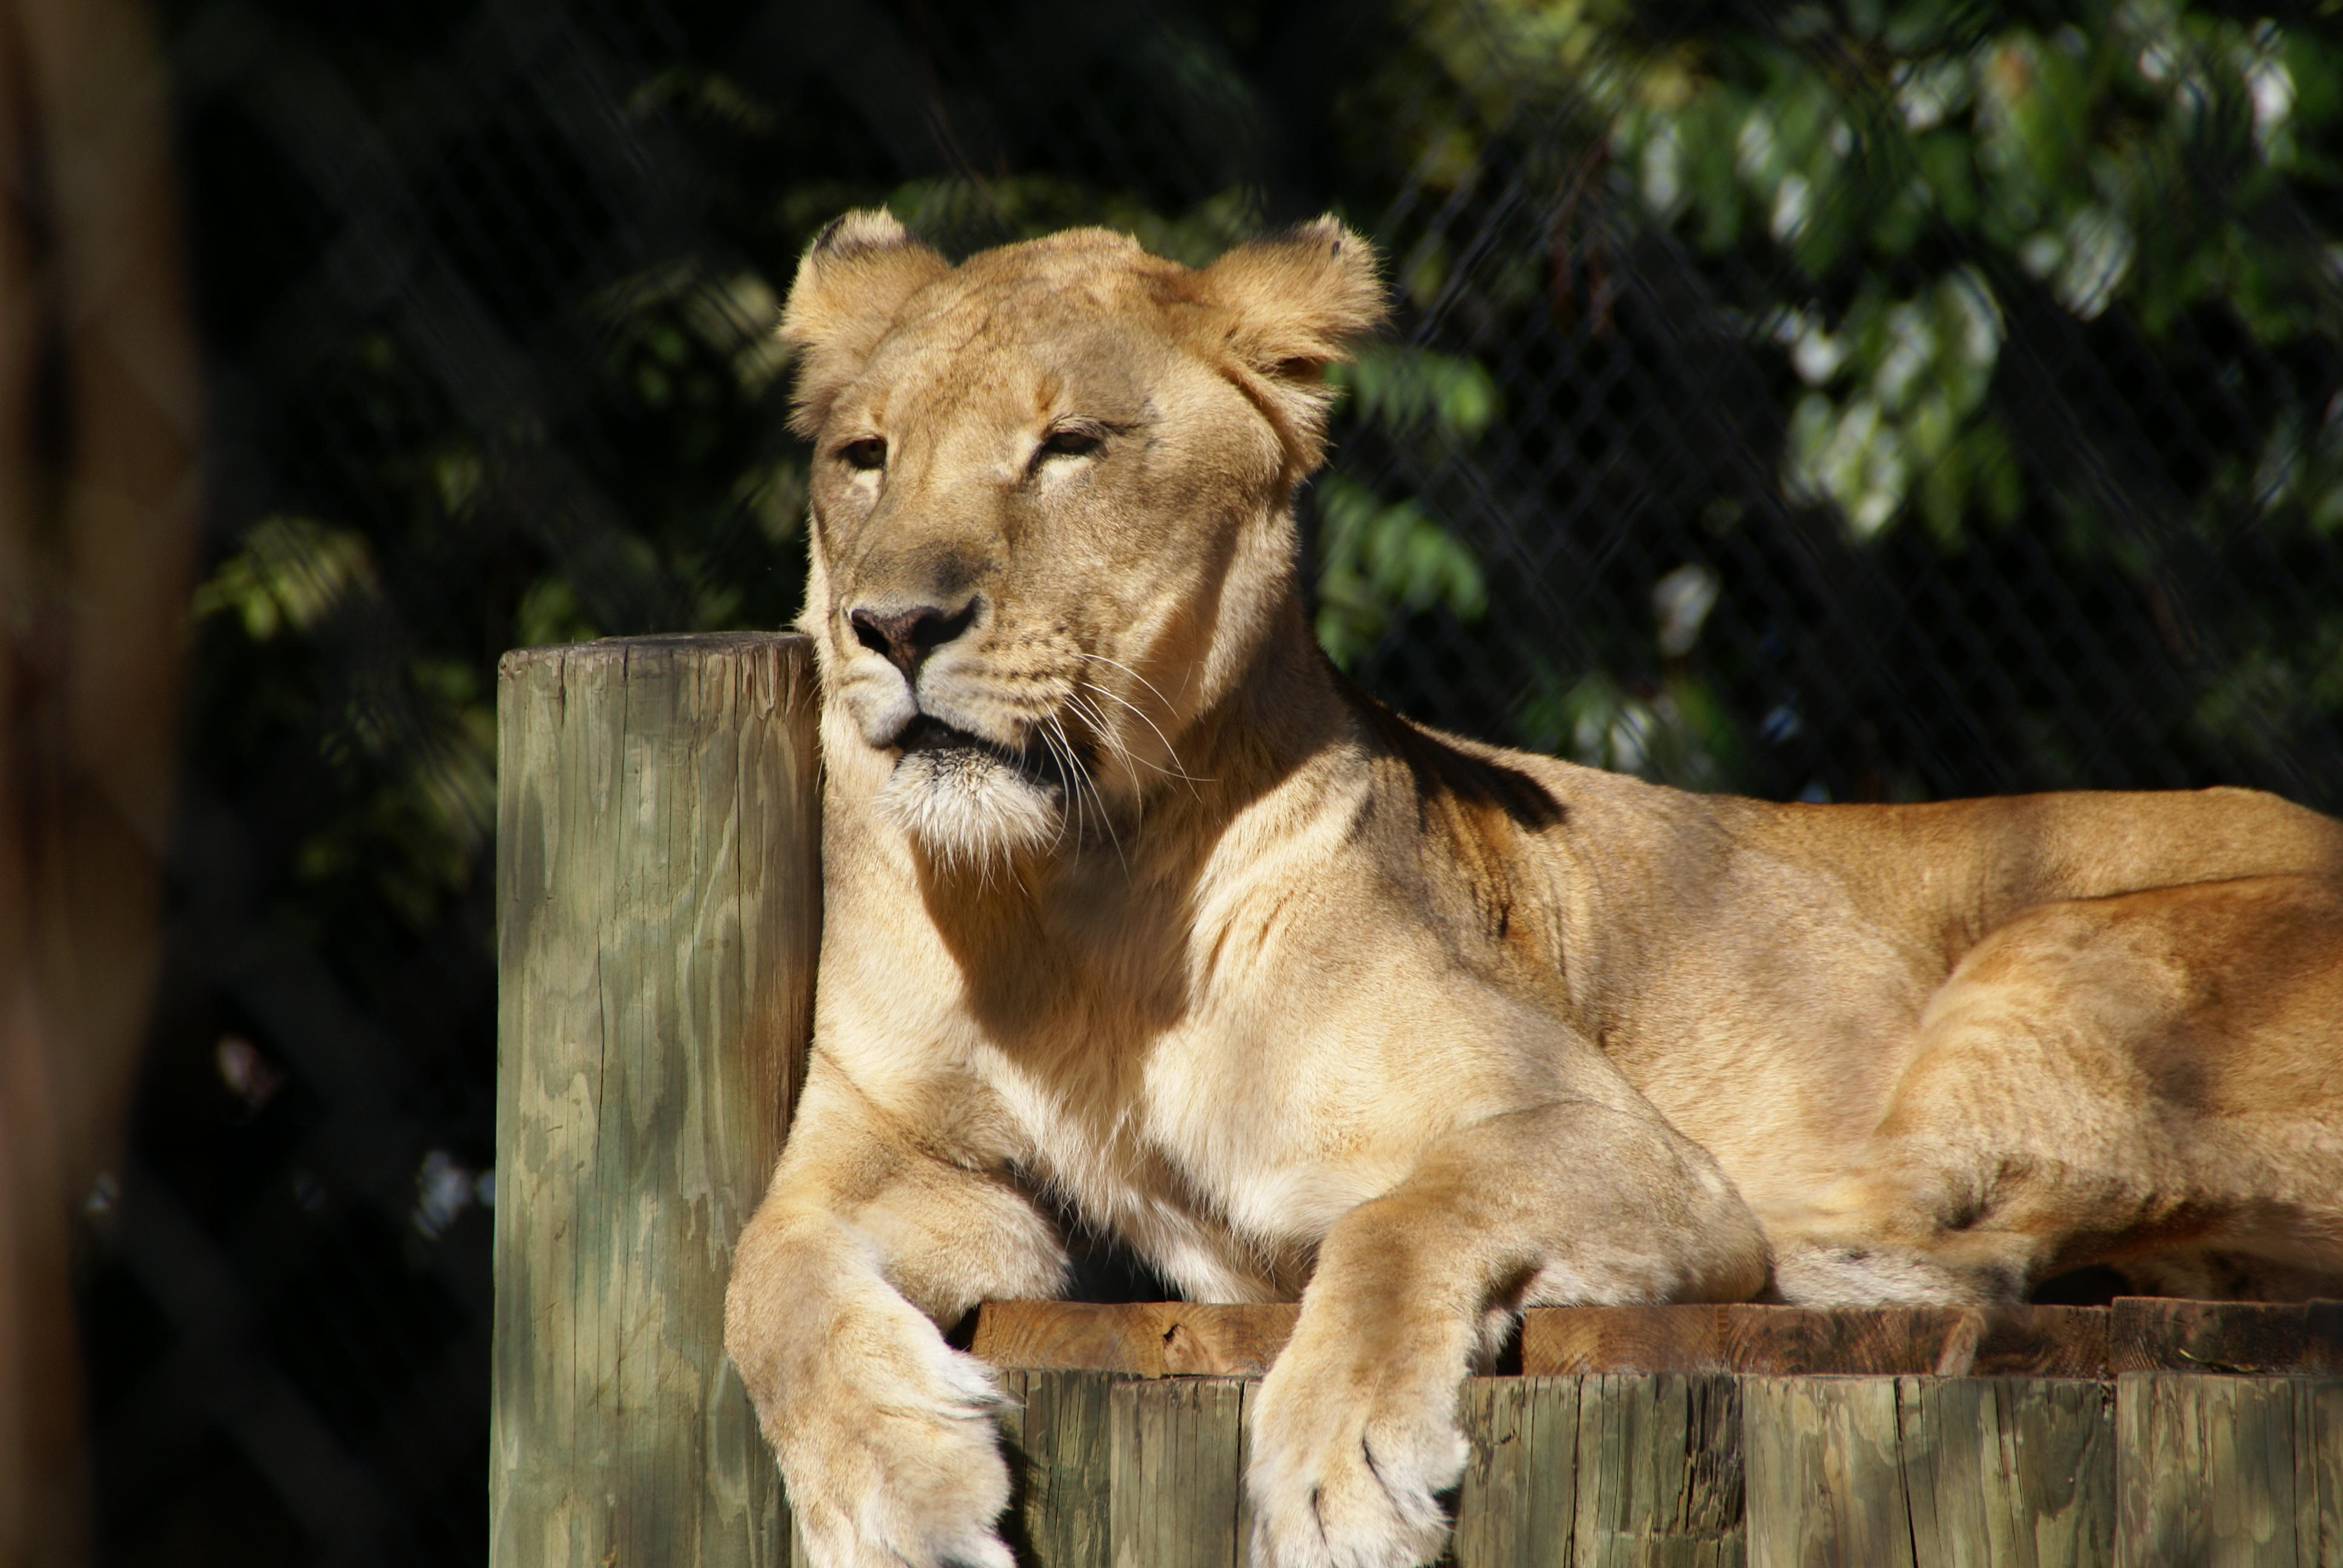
xmin=1196 ymin=217 xmax=1386 ymax=471
xmin=782 ymin=210 xmax=952 ymax=437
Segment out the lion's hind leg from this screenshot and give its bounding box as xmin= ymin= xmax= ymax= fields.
xmin=1771 ymin=875 xmax=2343 ymax=1308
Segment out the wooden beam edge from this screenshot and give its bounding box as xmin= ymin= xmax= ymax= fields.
xmin=971 ymin=1298 xmax=2343 ymax=1379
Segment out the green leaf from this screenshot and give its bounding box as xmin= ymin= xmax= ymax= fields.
xmin=1329 ymin=345 xmax=1501 ymax=443
xmin=192 ymin=517 xmax=376 ymax=642
xmin=1312 ymin=475 xmax=1486 ymax=668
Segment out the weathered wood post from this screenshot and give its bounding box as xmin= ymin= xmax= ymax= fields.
xmin=492 ymin=633 xmax=821 ymax=1567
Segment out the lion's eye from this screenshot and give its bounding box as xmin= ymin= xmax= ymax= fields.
xmin=1038 ymin=427 xmax=1103 ymax=461
xmin=838 ymin=437 xmax=886 ymax=471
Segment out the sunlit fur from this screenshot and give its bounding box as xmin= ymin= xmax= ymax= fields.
xmin=723 ymin=212 xmax=2343 ymax=1568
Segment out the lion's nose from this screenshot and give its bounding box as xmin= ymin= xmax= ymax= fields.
xmin=848 ymin=599 xmax=978 ymax=679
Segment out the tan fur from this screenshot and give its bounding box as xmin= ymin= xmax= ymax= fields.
xmin=723 ymin=214 xmax=2343 ymax=1568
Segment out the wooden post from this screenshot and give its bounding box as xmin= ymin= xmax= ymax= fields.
xmin=491 ymin=634 xmax=822 ymax=1568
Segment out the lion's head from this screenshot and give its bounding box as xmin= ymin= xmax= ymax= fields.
xmin=782 ymin=211 xmax=1383 ymax=868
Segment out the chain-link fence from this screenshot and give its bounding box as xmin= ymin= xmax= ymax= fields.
xmin=94 ymin=1 xmax=2343 ymax=1562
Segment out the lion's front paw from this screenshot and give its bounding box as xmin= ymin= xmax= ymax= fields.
xmin=1245 ymin=1347 xmax=1467 ymax=1568
xmin=751 ymin=1292 xmax=1017 ymax=1568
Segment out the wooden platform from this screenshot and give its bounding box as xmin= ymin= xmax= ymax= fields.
xmin=487 ymin=638 xmax=2343 ymax=1568
xmin=948 ymin=1299 xmax=2343 ymax=1568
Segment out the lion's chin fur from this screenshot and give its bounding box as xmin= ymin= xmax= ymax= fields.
xmin=876 ymin=749 xmax=1059 ymax=872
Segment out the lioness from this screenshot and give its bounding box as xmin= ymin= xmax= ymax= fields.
xmin=723 ymin=211 xmax=2343 ymax=1568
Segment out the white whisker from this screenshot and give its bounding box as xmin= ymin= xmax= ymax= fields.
xmin=1077 ymin=679 xmax=1208 ymax=790
xmin=1047 ymin=710 xmax=1125 ymax=870
xmin=1076 ymin=650 xmax=1179 ymax=715
xmin=1065 ymin=691 xmax=1150 ymax=835
xmin=1032 ymin=709 xmax=1085 ymax=831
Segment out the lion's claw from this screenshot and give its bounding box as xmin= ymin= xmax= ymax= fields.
xmin=1247 ymin=1364 xmax=1466 ymax=1568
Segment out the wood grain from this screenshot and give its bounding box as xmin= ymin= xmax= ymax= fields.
xmin=979 ymin=1299 xmax=2343 ymax=1383
xmin=491 ymin=635 xmax=821 ymax=1568
xmin=1452 ymin=1376 xmax=1581 ymax=1568
xmin=1571 ymin=1373 xmax=1746 ymax=1567
xmin=1526 ymin=1305 xmax=2108 ymax=1378
xmin=1109 ymin=1377 xmax=1248 ymax=1568
xmin=2109 ymin=1298 xmax=2343 ymax=1376
xmin=980 ymin=1365 xmax=2343 ymax=1566
xmin=978 ymin=1301 xmax=2135 ymax=1380
xmin=1000 ymin=1368 xmax=1118 ymax=1568
xmin=1746 ymin=1377 xmax=1914 ymax=1568
xmin=2114 ymin=1373 xmax=2343 ymax=1567
xmin=1897 ymin=1378 xmax=2114 ymax=1568
xmin=1452 ymin=1374 xmax=1744 ymax=1567
xmin=975 ymin=1301 xmax=1300 ymax=1376
xmin=1746 ymin=1376 xmax=2115 ymax=1568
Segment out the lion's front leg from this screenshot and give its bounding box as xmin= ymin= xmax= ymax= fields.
xmin=1247 ymin=1093 xmax=1768 ymax=1568
xmin=723 ymin=1067 xmax=1067 ymax=1568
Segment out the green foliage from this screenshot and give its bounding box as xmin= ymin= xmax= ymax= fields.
xmin=886 ymin=177 xmax=1268 ymax=264
xmin=1512 ymin=564 xmax=1743 ymax=791
xmin=192 ymin=515 xmax=496 ymax=932
xmin=1313 ymin=475 xmax=1487 ymax=666
xmin=1515 ymin=667 xmax=1742 ymax=791
xmin=191 ymin=515 xmax=376 ymax=641
xmin=1328 ymin=343 xmax=1501 ymax=440
xmin=1777 ymin=269 xmax=2016 ymax=543
xmin=181 ymin=0 xmax=2343 ymax=962
xmin=1315 ymin=342 xmax=1500 ymax=665
xmin=1355 ymin=0 xmax=2343 ymax=802
xmin=1577 ymin=1 xmax=2343 ymax=547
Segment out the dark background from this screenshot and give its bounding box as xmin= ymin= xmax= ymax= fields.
xmin=84 ymin=1 xmax=2343 ymax=1562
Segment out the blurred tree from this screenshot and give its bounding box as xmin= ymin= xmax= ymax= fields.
xmin=1 ymin=0 xmax=202 ymax=1558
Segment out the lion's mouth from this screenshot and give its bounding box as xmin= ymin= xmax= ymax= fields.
xmin=894 ymin=714 xmax=1067 ymax=792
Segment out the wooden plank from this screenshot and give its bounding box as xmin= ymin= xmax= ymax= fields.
xmin=491 ymin=635 xmax=822 ymax=1568
xmin=1452 ymin=1376 xmax=1581 ymax=1568
xmin=1235 ymin=1379 xmax=1260 ymax=1567
xmin=1526 ymin=1305 xmax=2108 ymax=1379
xmin=997 ymin=1368 xmax=1029 ymax=1564
xmin=993 ymin=1368 xmax=2343 ymax=1568
xmin=981 ymin=1299 xmax=2343 ymax=1382
xmin=974 ymin=1301 xmax=1299 ymax=1376
xmin=2304 ymin=1380 xmax=2343 ymax=1567
xmin=1745 ymin=1376 xmax=1915 ymax=1568
xmin=2109 ymin=1298 xmax=2343 ymax=1376
xmin=1109 ymin=1378 xmax=1247 ymax=1568
xmin=1001 ymin=1368 xmax=1118 ymax=1568
xmin=2114 ymin=1373 xmax=2343 ymax=1567
xmin=1572 ymin=1373 xmax=1745 ymax=1568
xmin=980 ymin=1302 xmax=1165 ymax=1375
xmin=1450 ymin=1374 xmax=1745 ymax=1567
xmin=1158 ymin=1306 xmax=1300 ymax=1377
xmin=1896 ymin=1378 xmax=2113 ymax=1568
